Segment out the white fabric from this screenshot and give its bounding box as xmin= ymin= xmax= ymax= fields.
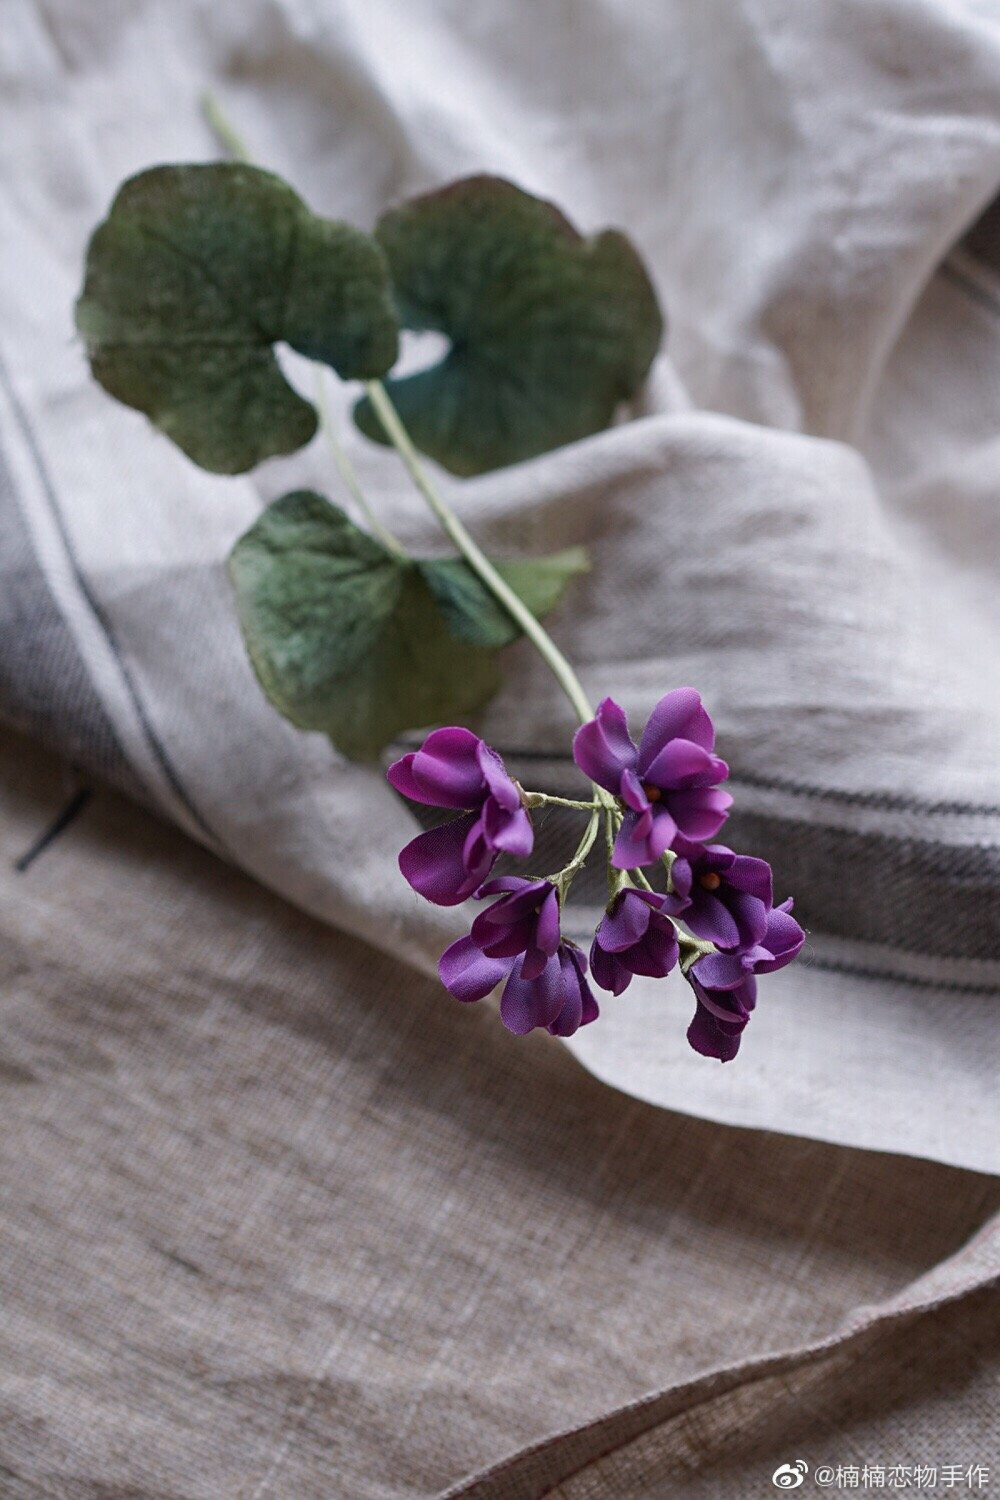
xmin=2 ymin=0 xmax=999 ymax=1169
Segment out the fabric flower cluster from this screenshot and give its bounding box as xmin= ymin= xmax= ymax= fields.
xmin=388 ymin=690 xmax=804 ymax=1061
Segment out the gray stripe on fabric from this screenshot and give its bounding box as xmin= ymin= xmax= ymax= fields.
xmin=0 ymin=443 xmax=146 ymax=802
xmin=496 ymin=746 xmax=1000 ymax=819
xmin=403 ymin=747 xmax=1000 ymax=971
xmin=0 ymin=352 xmax=219 ymax=847
xmin=722 ymin=809 xmax=1000 ymax=962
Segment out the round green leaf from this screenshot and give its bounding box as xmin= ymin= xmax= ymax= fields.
xmin=228 ymin=492 xmax=503 ymax=761
xmin=354 ymin=175 xmax=664 ymax=475
xmin=421 ymin=547 xmax=589 ymax=647
xmin=76 ymin=164 xmax=399 ymax=474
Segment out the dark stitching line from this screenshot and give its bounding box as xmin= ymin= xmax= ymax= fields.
xmin=491 ymin=746 xmax=1000 ymax=818
xmin=14 ymin=786 xmax=92 ymax=871
xmin=723 ymin=770 xmax=1000 ymax=818
xmin=0 ymin=352 xmax=221 ymax=849
xmin=939 ymin=259 xmax=1000 ymax=321
xmin=805 ymin=955 xmax=999 ymax=997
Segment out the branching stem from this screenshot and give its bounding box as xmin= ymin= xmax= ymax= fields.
xmin=365 ymin=380 xmax=599 ymax=733
xmin=314 ymin=370 xmax=408 ymax=560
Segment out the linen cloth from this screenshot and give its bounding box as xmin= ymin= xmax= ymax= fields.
xmin=1 ymin=732 xmax=998 ymax=1497
xmin=2 ymin=0 xmax=1000 ymax=1167
xmin=2 ymin=2 xmax=1000 ymax=1492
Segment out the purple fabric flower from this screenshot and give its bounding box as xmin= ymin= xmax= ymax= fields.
xmin=439 ymin=934 xmax=599 ymax=1037
xmin=388 ymin=728 xmax=533 ymax=905
xmin=470 ymin=877 xmax=561 ymax=979
xmin=589 ymin=888 xmax=680 ymax=996
xmin=663 ymin=835 xmax=773 ymax=951
xmin=686 ymin=973 xmax=757 ymax=1063
xmin=685 ymin=900 xmax=805 ymax=1061
xmin=572 ymin=690 xmax=731 ymax=870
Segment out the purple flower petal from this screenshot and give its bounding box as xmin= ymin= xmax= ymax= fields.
xmin=579 ymin=985 xmax=600 ymax=1028
xmin=690 ymin=949 xmax=747 ymax=990
xmin=572 ymin=698 xmax=637 ymax=792
xmin=461 ymin=817 xmax=500 ymax=894
xmin=627 ymin=922 xmax=680 ymax=978
xmin=694 ymin=978 xmax=753 ymax=1025
xmin=724 ymin=854 xmax=773 ymax=906
xmin=642 ymin=737 xmax=718 ymax=790
xmin=477 ymin=876 xmax=545 ymax=900
xmin=725 ymin=890 xmax=770 ymax=950
xmin=535 ymin=886 xmax=562 ymax=956
xmin=398 ymin=813 xmax=485 ymax=905
xmin=636 ymin=688 xmax=715 ymax=770
xmin=612 ymin=807 xmax=676 ymax=869
xmin=548 ymin=948 xmax=599 ymax=1036
xmin=619 ymin=768 xmax=649 ymax=814
xmin=672 ymin=836 xmax=734 ymax=874
xmin=438 ymin=936 xmax=513 ymax=1002
xmin=520 ymin=945 xmax=552 ymax=981
xmin=477 ymin=742 xmax=521 ymax=811
xmin=755 ymin=905 xmax=806 ymax=972
xmin=667 ymin=855 xmax=693 ymax=902
xmin=686 ymin=1001 xmax=745 ymax=1062
xmin=472 ymin=912 xmax=540 ymax=957
xmin=481 ymin=799 xmax=534 ymax=857
xmin=499 ymin=953 xmax=566 ymax=1034
xmin=596 ymin=890 xmax=657 ymax=953
xmin=685 ymin=890 xmax=742 ymax=949
xmin=667 ymin=786 xmax=733 ymax=841
xmin=385 ymin=752 xmax=427 ymax=803
xmin=589 ymin=939 xmax=633 ymax=996
xmin=388 ymin=727 xmax=486 ymax=808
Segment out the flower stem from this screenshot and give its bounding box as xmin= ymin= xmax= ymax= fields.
xmin=201 ymin=91 xmax=251 ymax=163
xmin=550 ymin=806 xmax=602 ymax=900
xmin=364 ymin=379 xmax=598 ymax=731
xmin=314 ymin=370 xmax=409 ymax=560
xmin=520 ymin=790 xmax=599 ymax=812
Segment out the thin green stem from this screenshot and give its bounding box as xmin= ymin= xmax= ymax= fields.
xmin=314 ymin=370 xmax=409 ymax=559
xmin=521 ymin=791 xmax=599 ymax=812
xmin=630 ymin=866 xmax=655 ymax=892
xmin=364 ymin=379 xmax=598 ymax=732
xmin=201 ymin=91 xmax=251 ymax=162
xmin=549 ymin=806 xmax=602 ymax=900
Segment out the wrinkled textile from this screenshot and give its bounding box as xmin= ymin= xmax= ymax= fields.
xmin=2 ymin=0 xmax=1000 ymax=1492
xmin=1 ymin=735 xmax=998 ymax=1498
xmin=2 ymin=0 xmax=1000 ymax=1166
xmin=3 ymin=0 xmax=1000 ymax=1168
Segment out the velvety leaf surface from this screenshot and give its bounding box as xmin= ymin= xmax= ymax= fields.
xmin=228 ymin=491 xmax=503 ymax=760
xmin=354 ymin=175 xmax=664 ymax=475
xmin=421 ymin=546 xmax=589 ymax=647
xmin=76 ymin=164 xmax=399 ymax=473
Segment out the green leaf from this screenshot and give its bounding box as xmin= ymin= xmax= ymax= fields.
xmin=228 ymin=491 xmax=504 ymax=760
xmin=421 ymin=547 xmax=589 ymax=647
xmin=354 ymin=175 xmax=663 ymax=476
xmin=76 ymin=164 xmax=399 ymax=474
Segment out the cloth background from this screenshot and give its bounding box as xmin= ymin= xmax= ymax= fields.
xmin=1 ymin=0 xmax=999 ymax=1493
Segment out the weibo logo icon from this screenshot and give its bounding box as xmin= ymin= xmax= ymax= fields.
xmin=772 ymin=1460 xmax=809 ymax=1489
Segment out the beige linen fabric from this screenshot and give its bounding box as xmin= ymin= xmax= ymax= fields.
xmin=2 ymin=0 xmax=1000 ymax=1168
xmin=3 ymin=2 xmax=1000 ymax=1491
xmin=1 ymin=731 xmax=998 ymax=1497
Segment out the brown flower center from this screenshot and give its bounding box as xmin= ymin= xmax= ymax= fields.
xmin=698 ymin=872 xmax=722 ymax=891
xmin=640 ymin=781 xmax=662 ymax=802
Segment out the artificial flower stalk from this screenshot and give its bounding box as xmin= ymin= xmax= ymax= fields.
xmin=364 ymin=378 xmax=600 ymax=734
xmin=77 ymin=96 xmax=804 ymax=1061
